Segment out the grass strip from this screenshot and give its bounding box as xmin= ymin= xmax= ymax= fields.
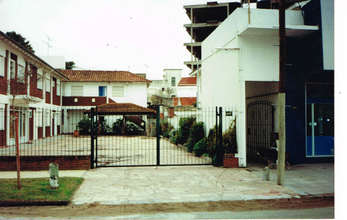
xmin=0 ymin=177 xmax=83 ymax=203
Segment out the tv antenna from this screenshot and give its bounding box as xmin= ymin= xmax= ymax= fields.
xmin=43 ymin=35 xmax=53 ymax=56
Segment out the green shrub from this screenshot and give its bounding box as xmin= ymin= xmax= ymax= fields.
xmin=223 ymin=120 xmax=237 ymax=153
xmin=169 ymin=129 xmax=178 ymax=144
xmin=193 ymin=137 xmax=208 ymax=157
xmin=98 ymin=119 xmax=111 ymax=135
xmin=186 ymin=122 xmax=205 ymax=152
xmin=112 ymin=119 xmax=123 ymax=134
xmin=207 ymin=126 xmax=217 ymax=158
xmin=161 ymin=120 xmax=173 ymax=138
xmin=78 ymin=118 xmax=91 ymax=135
xmin=176 ymin=117 xmax=195 ymax=145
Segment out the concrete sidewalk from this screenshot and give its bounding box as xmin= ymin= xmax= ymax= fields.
xmin=0 ymin=163 xmax=334 ymax=205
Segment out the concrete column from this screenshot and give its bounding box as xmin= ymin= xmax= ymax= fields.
xmin=42 ymin=109 xmax=46 ymax=138
xmin=50 ymin=75 xmax=53 ymax=105
xmin=42 ymin=71 xmax=46 ymax=102
xmin=63 ymin=108 xmax=68 ymax=133
xmin=237 ymin=81 xmax=247 ymax=167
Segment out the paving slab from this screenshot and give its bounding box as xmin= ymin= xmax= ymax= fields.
xmin=72 ymin=166 xmax=299 ymax=205
xmin=0 ymin=163 xmax=334 ymax=206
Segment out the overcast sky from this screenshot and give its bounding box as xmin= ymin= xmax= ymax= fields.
xmin=0 ymin=0 xmax=236 ymax=79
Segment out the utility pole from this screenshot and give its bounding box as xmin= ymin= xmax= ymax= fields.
xmin=277 ymin=0 xmax=286 ymax=186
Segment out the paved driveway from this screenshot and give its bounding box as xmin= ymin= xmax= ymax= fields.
xmin=0 ymin=135 xmax=211 ymax=166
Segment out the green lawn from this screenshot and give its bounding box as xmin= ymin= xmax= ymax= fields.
xmin=0 ymin=177 xmax=83 ymax=202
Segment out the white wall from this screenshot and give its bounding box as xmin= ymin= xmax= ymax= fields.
xmin=199 ymin=8 xmax=308 ymax=167
xmin=320 ymin=0 xmax=334 ymax=70
xmin=64 ymin=82 xmax=148 ymax=107
xmin=177 ymin=86 xmax=197 ymax=97
xmin=202 ymin=8 xmax=305 ymax=60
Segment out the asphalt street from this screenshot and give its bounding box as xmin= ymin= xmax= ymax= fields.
xmin=0 ymin=207 xmax=334 ymax=219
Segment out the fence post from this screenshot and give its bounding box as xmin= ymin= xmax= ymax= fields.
xmin=90 ymin=108 xmax=95 ymax=169
xmin=95 ymin=106 xmax=98 ymax=167
xmin=156 ymin=105 xmax=161 ymax=166
xmin=214 ymin=107 xmax=224 ymax=166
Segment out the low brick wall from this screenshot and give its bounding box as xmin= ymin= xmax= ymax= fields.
xmin=0 ymin=156 xmax=90 ymax=171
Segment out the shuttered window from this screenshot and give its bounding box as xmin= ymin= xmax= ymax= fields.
xmin=112 ymin=86 xmax=124 ymax=97
xmin=45 ymin=76 xmax=51 ymax=92
xmin=71 ymin=86 xmax=83 ymax=96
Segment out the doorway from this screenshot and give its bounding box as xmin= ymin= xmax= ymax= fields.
xmin=306 ymin=103 xmax=334 ymax=157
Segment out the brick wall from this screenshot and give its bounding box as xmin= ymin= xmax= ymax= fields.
xmin=45 ymin=126 xmax=50 ymax=137
xmin=38 ymin=127 xmax=43 ymax=139
xmin=0 ymin=130 xmax=5 ymax=147
xmin=0 ymin=156 xmax=90 ymax=171
xmin=10 ymin=80 xmax=26 ymax=95
xmin=62 ymin=96 xmax=107 ymax=106
xmin=29 ymin=65 xmax=43 ymax=99
xmin=46 ymin=92 xmax=51 ymax=104
xmin=52 ymin=77 xmax=60 ymax=105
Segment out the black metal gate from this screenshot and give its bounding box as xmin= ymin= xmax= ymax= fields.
xmin=90 ymin=106 xmax=213 ymax=168
xmin=246 ymin=101 xmax=274 ymax=160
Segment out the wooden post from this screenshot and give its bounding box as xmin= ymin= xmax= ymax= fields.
xmin=15 ymin=112 xmax=21 ymax=189
xmin=277 ymin=93 xmax=286 ymax=185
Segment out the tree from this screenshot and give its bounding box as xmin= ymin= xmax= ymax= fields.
xmin=65 ymin=61 xmax=75 ymax=70
xmin=6 ymin=31 xmax=35 ymax=54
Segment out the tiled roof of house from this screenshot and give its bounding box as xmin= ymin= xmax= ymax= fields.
xmin=178 ymin=77 xmax=196 ymax=86
xmin=59 ymin=69 xmax=151 ymax=83
xmin=96 ymin=103 xmax=156 ymax=115
xmin=173 ymin=97 xmax=197 ymax=106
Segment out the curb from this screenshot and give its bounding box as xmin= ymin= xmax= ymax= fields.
xmin=0 ymin=193 xmax=333 ymax=207
xmin=0 ymin=200 xmax=69 ymax=207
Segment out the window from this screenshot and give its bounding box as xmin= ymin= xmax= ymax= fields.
xmin=17 ymin=64 xmax=25 ymax=83
xmin=99 ymin=86 xmax=107 ymax=97
xmin=171 ymin=77 xmax=176 ymax=87
xmin=71 ymin=86 xmax=83 ymax=96
xmin=0 ymin=55 xmax=4 ymax=77
xmin=37 ymin=71 xmax=43 ymax=90
xmin=112 ymin=86 xmax=124 ymax=97
xmin=45 ymin=76 xmax=51 ymax=92
xmin=10 ymin=59 xmax=16 ymax=79
xmin=56 ymin=79 xmax=60 ymax=96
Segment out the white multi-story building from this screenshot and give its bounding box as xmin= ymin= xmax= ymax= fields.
xmin=0 ymin=31 xmax=67 ymax=146
xmin=199 ymin=0 xmax=333 ymax=166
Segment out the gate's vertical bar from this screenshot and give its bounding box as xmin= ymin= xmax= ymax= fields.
xmin=90 ymin=108 xmax=95 ymax=169
xmin=219 ymin=107 xmax=224 ymax=165
xmin=156 ymin=105 xmax=160 ymax=166
xmin=95 ymin=106 xmax=98 ymax=167
xmin=214 ymin=107 xmax=218 ymax=166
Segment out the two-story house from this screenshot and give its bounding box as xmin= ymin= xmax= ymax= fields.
xmin=59 ymin=69 xmax=151 ymax=133
xmin=0 ymin=31 xmax=68 ymax=146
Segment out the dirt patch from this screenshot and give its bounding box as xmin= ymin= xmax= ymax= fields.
xmin=0 ymin=195 xmax=334 ymax=218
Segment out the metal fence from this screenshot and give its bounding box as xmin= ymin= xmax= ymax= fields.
xmin=0 ymin=105 xmax=237 ymax=168
xmin=0 ymin=107 xmax=90 ymax=157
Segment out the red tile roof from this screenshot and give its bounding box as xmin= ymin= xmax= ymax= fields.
xmin=59 ymin=69 xmax=151 ymax=83
xmin=178 ymin=77 xmax=196 ymax=86
xmin=173 ymin=97 xmax=196 ymax=106
xmin=96 ymin=103 xmax=156 ymax=115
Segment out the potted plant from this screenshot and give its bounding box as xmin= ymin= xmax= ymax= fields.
xmin=73 ymin=125 xmax=79 ymax=137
